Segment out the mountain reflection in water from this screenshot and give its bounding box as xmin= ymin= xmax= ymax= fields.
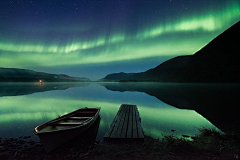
xmin=102 ymin=82 xmax=240 ymax=137
xmin=0 ymin=82 xmax=89 ymax=97
xmin=0 ymin=82 xmax=239 ymax=140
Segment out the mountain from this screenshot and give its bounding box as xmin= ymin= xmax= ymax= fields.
xmin=0 ymin=68 xmax=90 ymax=82
xmin=102 ymin=21 xmax=240 ymax=83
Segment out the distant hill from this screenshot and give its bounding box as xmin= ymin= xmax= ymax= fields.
xmin=102 ymin=20 xmax=240 ymax=83
xmin=0 ymin=68 xmax=90 ymax=82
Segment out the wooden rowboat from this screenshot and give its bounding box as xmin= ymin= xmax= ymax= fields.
xmin=34 ymin=107 xmax=100 ymax=152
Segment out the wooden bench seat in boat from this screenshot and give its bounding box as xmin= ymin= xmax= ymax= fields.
xmin=66 ymin=117 xmax=91 ymax=120
xmin=50 ymin=122 xmax=83 ymax=126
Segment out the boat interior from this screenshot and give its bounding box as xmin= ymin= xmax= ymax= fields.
xmin=36 ymin=108 xmax=99 ymax=133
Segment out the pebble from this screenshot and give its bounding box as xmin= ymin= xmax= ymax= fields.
xmin=23 ymin=136 xmax=31 ymax=139
xmin=28 ymin=141 xmax=36 ymax=145
xmin=34 ymin=143 xmax=42 ymax=147
xmin=169 ymin=152 xmax=174 ymax=155
xmin=7 ymin=144 xmax=14 ymax=147
xmin=14 ymin=151 xmax=18 ymax=157
xmin=79 ymin=152 xmax=89 ymax=158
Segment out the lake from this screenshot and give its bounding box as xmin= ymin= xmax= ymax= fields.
xmin=1 ymin=82 xmax=239 ymax=142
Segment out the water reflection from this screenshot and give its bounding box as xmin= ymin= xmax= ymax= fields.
xmin=102 ymin=82 xmax=240 ymax=137
xmin=0 ymin=82 xmax=235 ymax=141
xmin=0 ymin=82 xmax=89 ymax=97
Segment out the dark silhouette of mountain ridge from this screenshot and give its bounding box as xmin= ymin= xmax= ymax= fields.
xmin=103 ymin=20 xmax=240 ymax=83
xmin=0 ymin=68 xmax=90 ymax=82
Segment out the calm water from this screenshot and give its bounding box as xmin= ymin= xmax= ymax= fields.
xmin=1 ymin=82 xmax=239 ymax=141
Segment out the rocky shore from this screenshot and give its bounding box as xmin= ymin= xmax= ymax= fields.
xmin=0 ymin=136 xmax=95 ymax=160
xmin=1 ymin=127 xmax=239 ymax=160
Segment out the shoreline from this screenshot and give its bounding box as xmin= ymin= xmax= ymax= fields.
xmin=1 ymin=128 xmax=239 ymax=160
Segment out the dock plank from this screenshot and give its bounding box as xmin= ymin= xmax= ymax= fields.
xmin=127 ymin=105 xmax=133 ymax=138
xmin=110 ymin=105 xmax=126 ymax=138
xmin=115 ymin=105 xmax=127 ymax=138
xmin=120 ymin=105 xmax=129 ymax=138
xmin=132 ymin=105 xmax=138 ymax=138
xmin=104 ymin=104 xmax=144 ymax=141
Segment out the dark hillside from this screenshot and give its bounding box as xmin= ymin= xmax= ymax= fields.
xmin=0 ymin=68 xmax=90 ymax=82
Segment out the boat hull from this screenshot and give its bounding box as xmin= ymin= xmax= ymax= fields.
xmin=34 ymin=107 xmax=100 ymax=152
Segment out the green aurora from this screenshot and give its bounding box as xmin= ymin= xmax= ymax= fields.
xmin=0 ymin=1 xmax=240 ymax=79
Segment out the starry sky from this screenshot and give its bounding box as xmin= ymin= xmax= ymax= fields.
xmin=0 ymin=0 xmax=240 ymax=80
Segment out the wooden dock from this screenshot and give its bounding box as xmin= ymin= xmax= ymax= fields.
xmin=104 ymin=104 xmax=144 ymax=141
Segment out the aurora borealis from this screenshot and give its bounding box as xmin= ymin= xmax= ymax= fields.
xmin=1 ymin=0 xmax=240 ymax=80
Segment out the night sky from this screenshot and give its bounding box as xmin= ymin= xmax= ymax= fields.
xmin=0 ymin=0 xmax=240 ymax=80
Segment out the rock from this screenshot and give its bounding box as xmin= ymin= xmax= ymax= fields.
xmin=169 ymin=152 xmax=174 ymax=155
xmin=14 ymin=151 xmax=18 ymax=157
xmin=182 ymin=135 xmax=190 ymax=138
xmin=34 ymin=142 xmax=40 ymax=146
xmin=28 ymin=141 xmax=36 ymax=145
xmin=7 ymin=143 xmax=14 ymax=147
xmin=23 ymin=145 xmax=28 ymax=148
xmin=79 ymin=153 xmax=89 ymax=158
xmin=171 ymin=129 xmax=176 ymax=132
xmin=34 ymin=143 xmax=42 ymax=147
xmin=191 ymin=136 xmax=197 ymax=140
xmin=23 ymin=136 xmax=31 ymax=139
xmin=44 ymin=155 xmax=52 ymax=159
xmin=233 ymin=154 xmax=239 ymax=159
xmin=19 ymin=140 xmax=25 ymax=145
xmin=219 ymin=147 xmax=225 ymax=152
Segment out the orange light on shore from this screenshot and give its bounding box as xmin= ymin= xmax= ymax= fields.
xmin=39 ymin=80 xmax=42 ymax=83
